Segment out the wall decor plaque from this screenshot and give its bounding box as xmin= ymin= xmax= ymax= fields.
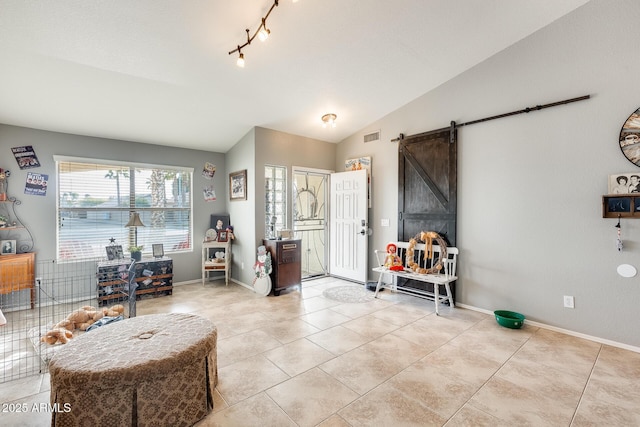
xmin=619 ymin=107 xmax=640 ymax=166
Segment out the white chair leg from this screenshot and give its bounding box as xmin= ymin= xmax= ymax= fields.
xmin=445 ymin=282 xmax=454 ymax=307
xmin=374 ymin=275 xmax=383 ymax=298
xmin=434 ymin=283 xmax=440 ymax=315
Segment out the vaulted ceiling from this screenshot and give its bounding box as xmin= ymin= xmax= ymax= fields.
xmin=0 ymin=0 xmax=590 ymax=152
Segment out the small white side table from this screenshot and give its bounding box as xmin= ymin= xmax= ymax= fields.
xmin=202 ymin=240 xmax=231 ymax=285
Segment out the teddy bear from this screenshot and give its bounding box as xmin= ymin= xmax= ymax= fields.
xmin=44 ymin=304 xmax=126 ymax=344
xmin=40 ymin=328 xmax=73 ymax=345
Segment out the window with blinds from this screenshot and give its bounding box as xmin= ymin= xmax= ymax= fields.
xmin=56 ymin=157 xmax=193 ymax=260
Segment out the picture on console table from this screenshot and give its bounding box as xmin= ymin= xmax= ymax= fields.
xmin=152 ymin=244 xmax=164 ymax=258
xmin=210 ymin=214 xmax=230 ymax=233
xmin=105 ymin=245 xmax=123 ymax=260
xmin=1 ymin=240 xmax=17 ymax=254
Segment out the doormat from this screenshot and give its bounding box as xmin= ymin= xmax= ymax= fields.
xmin=323 ymin=285 xmax=375 ymax=303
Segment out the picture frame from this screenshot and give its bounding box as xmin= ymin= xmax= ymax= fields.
xmin=152 ymin=243 xmax=164 ymax=258
xmin=210 ymin=214 xmax=230 ymax=232
xmin=217 ymin=231 xmax=228 ymax=242
xmin=601 ymin=194 xmax=640 ymax=218
xmin=229 ymin=169 xmax=247 ymax=201
xmin=1 ymin=239 xmax=17 ymax=255
xmin=608 ymin=173 xmax=640 ymax=194
xmin=105 ymin=245 xmax=123 ymax=260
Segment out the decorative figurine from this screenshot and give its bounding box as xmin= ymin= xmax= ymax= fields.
xmin=384 ymin=243 xmax=404 ymax=271
xmin=253 ymin=245 xmax=272 ymax=296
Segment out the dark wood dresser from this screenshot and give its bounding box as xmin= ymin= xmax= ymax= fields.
xmin=263 ymin=239 xmax=301 ymax=296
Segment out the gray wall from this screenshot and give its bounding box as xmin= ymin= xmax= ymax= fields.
xmin=227 ymin=126 xmax=336 ymax=287
xmin=225 ymin=128 xmax=256 ymax=287
xmin=0 ymin=124 xmax=226 ymax=283
xmin=254 ymin=126 xmax=336 ymax=238
xmin=338 ymin=0 xmax=640 ymax=348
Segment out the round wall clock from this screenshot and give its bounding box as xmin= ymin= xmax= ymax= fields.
xmin=619 ymin=107 xmax=640 ymax=166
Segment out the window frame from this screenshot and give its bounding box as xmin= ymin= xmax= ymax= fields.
xmin=264 ymin=165 xmax=287 ymax=239
xmin=54 ymin=155 xmax=194 ymax=261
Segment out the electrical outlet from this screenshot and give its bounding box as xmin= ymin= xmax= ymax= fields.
xmin=381 ymin=218 xmax=390 ymax=227
xmin=563 ymin=295 xmax=575 ymax=308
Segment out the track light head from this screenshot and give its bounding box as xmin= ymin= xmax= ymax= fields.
xmin=258 ymin=19 xmax=270 ymax=41
xmin=229 ymin=1 xmax=282 ymax=66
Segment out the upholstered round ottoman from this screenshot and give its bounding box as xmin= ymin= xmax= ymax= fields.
xmin=49 ymin=313 xmax=217 ymax=427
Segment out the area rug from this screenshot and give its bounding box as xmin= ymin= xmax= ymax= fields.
xmin=323 ymin=285 xmax=375 ymax=303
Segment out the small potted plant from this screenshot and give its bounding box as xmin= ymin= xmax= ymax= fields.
xmin=128 ymin=245 xmax=144 ymax=261
xmin=0 ymin=214 xmax=8 ymax=227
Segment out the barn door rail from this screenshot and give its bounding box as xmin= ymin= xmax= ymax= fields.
xmin=391 ymin=94 xmax=591 ymax=143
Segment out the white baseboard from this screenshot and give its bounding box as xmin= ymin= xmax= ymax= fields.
xmin=174 ymin=278 xmax=255 ymax=292
xmin=456 ymin=303 xmax=640 ymax=354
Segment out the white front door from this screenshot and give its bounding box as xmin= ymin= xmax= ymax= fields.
xmin=329 ymin=169 xmax=368 ymax=283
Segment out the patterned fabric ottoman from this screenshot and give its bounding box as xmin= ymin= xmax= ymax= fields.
xmin=49 ymin=313 xmax=217 ymax=427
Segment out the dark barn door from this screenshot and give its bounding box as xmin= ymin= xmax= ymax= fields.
xmin=398 ymin=127 xmax=457 ymax=300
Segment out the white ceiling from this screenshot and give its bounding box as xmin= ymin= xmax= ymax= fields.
xmin=0 ymin=0 xmax=590 ymax=152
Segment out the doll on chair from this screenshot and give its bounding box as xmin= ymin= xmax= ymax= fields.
xmin=384 ymin=243 xmax=404 ymax=271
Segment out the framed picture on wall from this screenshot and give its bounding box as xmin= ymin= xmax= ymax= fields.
xmin=608 ymin=173 xmax=640 ymax=194
xmin=229 ymin=170 xmax=247 ymax=201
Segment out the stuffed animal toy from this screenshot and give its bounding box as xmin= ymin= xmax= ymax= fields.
xmin=40 ymin=328 xmax=73 ymax=345
xmin=44 ymin=304 xmax=125 ymax=344
xmin=384 ymin=243 xmax=404 ymax=271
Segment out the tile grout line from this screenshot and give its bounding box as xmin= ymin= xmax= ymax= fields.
xmin=568 ymin=343 xmax=603 ymax=426
xmin=443 ymin=325 xmax=538 ymax=425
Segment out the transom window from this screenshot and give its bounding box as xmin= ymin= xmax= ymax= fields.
xmin=56 ymin=157 xmax=192 ymax=260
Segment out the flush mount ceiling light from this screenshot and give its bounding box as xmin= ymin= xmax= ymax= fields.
xmin=322 ymin=113 xmax=337 ymax=128
xmin=229 ymin=0 xmax=300 ymax=67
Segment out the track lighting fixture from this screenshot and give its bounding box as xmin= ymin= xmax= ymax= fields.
xmin=322 ymin=113 xmax=337 ymax=128
xmin=228 ymin=0 xmax=283 ymax=67
xmin=258 ymin=19 xmax=270 ymax=42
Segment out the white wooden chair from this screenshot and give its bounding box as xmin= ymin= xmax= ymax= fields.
xmin=372 ymin=242 xmax=458 ymax=315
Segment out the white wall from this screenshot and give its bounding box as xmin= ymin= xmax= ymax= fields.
xmin=338 ymin=0 xmax=640 ymax=348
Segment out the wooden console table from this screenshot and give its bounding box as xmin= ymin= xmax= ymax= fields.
xmin=97 ymin=257 xmax=173 ymax=306
xmin=0 ymin=252 xmax=35 ymax=309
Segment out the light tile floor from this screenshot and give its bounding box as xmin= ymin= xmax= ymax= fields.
xmin=2 ymin=276 xmax=640 ymax=426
